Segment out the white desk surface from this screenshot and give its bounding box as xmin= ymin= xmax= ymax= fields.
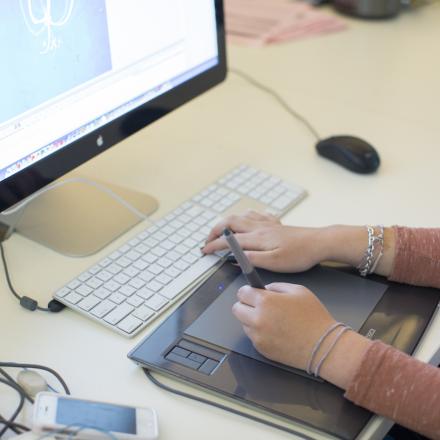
xmin=2 ymin=3 xmax=440 ymax=440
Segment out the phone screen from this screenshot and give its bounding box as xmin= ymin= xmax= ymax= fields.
xmin=56 ymin=398 xmax=137 ymax=434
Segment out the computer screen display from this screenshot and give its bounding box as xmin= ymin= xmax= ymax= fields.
xmin=0 ymin=0 xmax=225 ymax=212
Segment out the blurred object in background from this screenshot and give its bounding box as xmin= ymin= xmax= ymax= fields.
xmin=333 ymin=0 xmax=401 ymax=18
xmin=319 ymin=0 xmax=433 ymax=18
xmin=224 ymin=0 xmax=346 ymax=46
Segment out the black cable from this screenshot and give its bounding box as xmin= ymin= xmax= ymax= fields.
xmin=229 ymin=67 xmax=321 ymax=142
xmin=143 ymin=369 xmax=316 ymax=440
xmin=0 ymin=416 xmax=30 ymax=434
xmin=0 ymin=362 xmax=71 ymax=395
xmin=0 ymin=368 xmax=34 ymax=404
xmin=0 ymin=242 xmax=51 ymax=312
xmin=0 ymin=378 xmax=26 ymax=438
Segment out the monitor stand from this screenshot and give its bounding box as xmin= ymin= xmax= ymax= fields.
xmin=0 ymin=176 xmax=158 ymax=257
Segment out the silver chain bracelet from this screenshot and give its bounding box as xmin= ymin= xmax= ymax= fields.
xmin=357 ymin=225 xmax=384 ymax=276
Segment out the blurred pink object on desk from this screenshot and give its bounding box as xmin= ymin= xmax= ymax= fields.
xmin=225 ymin=0 xmax=347 ymax=46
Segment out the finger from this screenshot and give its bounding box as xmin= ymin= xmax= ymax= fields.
xmin=205 ymin=215 xmax=256 ymax=244
xmin=241 ymin=324 xmax=256 ymax=340
xmin=245 ymin=249 xmax=279 ymax=270
xmin=232 ymin=301 xmax=257 ymax=327
xmin=236 ymin=285 xmax=262 ymax=307
xmin=203 ymin=232 xmax=269 ymax=254
xmin=202 ymin=236 xmax=228 ymax=254
xmin=265 ymin=282 xmax=302 ymax=294
xmin=243 ymin=210 xmax=268 ymax=221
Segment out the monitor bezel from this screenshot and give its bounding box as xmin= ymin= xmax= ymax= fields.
xmin=0 ymin=0 xmax=226 ymax=213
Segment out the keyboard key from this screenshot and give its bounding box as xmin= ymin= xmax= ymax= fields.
xmin=157 ymin=257 xmax=173 ymax=268
xmin=94 ymin=287 xmax=112 ymax=300
xmin=133 ymin=306 xmax=155 ymax=321
xmin=78 ymin=295 xmax=101 ymax=311
xmin=117 ymin=257 xmax=132 ymax=268
xmin=78 ymin=271 xmax=92 ymax=282
xmin=96 ymin=270 xmax=112 ymax=282
xmin=67 ymin=280 xmax=81 ymax=290
xmin=119 ymin=285 xmax=136 ymax=297
xmin=133 ymin=259 xmax=149 ymax=271
xmin=103 ymin=304 xmax=134 ymax=325
xmin=128 ymin=277 xmax=145 ymax=290
xmin=156 ymin=273 xmax=172 ymax=285
xmin=89 ymin=265 xmax=101 ymax=275
xmin=145 ymin=294 xmax=168 ymax=311
xmin=126 ymin=250 xmax=141 ymax=261
xmin=117 ymin=315 xmax=143 ymax=334
xmin=126 ymin=295 xmax=144 ymax=307
xmin=56 ymin=287 xmax=70 ymax=298
xmin=76 ymin=285 xmax=93 ymax=297
xmin=99 ymin=258 xmax=112 ymax=268
xmin=122 ymin=267 xmax=139 ymax=278
xmin=109 ymin=292 xmax=126 ymax=304
xmin=146 ymin=280 xmax=163 ymax=292
xmin=107 ymin=263 xmax=122 ymax=275
xmin=65 ymin=292 xmax=82 ymax=304
xmin=114 ymin=273 xmax=130 ymax=285
xmin=86 ymin=277 xmax=103 ymax=289
xmin=147 ymin=264 xmax=163 ymax=275
xmin=138 ymin=270 xmax=155 ymax=282
xmin=151 ymin=247 xmax=166 ymax=257
xmin=137 ymin=288 xmax=155 ymax=300
xmin=90 ymin=300 xmax=115 ymax=318
xmin=103 ymin=280 xmax=121 ymax=292
xmin=165 ymin=267 xmax=181 ymax=278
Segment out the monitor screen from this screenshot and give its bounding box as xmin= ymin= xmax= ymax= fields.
xmin=0 ymin=0 xmax=226 ymax=212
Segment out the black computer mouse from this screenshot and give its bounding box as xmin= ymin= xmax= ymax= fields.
xmin=316 ymin=135 xmax=380 ymax=174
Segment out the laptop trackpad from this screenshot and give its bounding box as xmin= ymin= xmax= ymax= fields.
xmin=185 ymin=266 xmax=387 ymax=368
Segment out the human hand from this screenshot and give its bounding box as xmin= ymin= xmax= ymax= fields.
xmin=233 ymin=282 xmax=372 ymax=389
xmin=233 ymin=282 xmax=336 ymax=371
xmin=202 ymin=211 xmax=328 ymax=272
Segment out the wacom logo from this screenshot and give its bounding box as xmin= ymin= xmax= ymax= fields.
xmin=366 ymin=328 xmax=376 ymax=339
xmin=20 ymin=0 xmax=75 ymax=54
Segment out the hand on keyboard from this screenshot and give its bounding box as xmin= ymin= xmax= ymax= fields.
xmin=203 ymin=211 xmax=324 ymax=273
xmin=54 ymin=165 xmax=306 ymax=337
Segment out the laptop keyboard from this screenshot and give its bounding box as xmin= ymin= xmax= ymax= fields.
xmin=53 ymin=165 xmax=307 ymax=337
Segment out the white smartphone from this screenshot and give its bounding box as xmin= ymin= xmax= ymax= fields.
xmin=32 ymin=392 xmax=158 ymax=440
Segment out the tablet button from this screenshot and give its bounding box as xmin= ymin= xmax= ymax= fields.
xmin=198 ymin=359 xmax=219 ymax=375
xmin=165 ymin=352 xmax=200 ymax=370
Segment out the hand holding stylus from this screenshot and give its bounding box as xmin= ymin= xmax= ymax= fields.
xmin=223 ymin=228 xmax=265 ymax=289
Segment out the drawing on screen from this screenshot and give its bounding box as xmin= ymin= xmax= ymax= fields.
xmin=19 ymin=0 xmax=75 ymax=54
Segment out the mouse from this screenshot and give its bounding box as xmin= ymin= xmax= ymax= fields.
xmin=315 ymin=135 xmax=380 ymax=174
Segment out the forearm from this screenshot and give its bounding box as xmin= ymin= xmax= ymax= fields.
xmin=319 ymin=225 xmax=396 ymax=277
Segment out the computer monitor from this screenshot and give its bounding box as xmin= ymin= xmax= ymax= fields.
xmin=0 ymin=0 xmax=226 ymax=255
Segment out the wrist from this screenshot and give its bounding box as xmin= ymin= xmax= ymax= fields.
xmin=318 ymin=330 xmax=372 ymax=390
xmin=319 ymin=225 xmax=367 ymax=266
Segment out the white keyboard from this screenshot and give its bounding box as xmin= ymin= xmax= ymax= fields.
xmin=53 ymin=165 xmax=307 ymax=337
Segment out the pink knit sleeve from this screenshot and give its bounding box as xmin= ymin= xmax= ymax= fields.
xmin=345 ymin=341 xmax=440 ymax=439
xmin=389 ymin=226 xmax=440 ymax=289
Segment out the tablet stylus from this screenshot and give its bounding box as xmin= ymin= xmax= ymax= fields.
xmin=223 ymin=228 xmax=265 ymax=289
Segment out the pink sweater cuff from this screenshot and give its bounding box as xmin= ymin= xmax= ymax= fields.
xmin=345 ymin=340 xmax=440 ymax=439
xmin=389 ymin=226 xmax=440 ymax=289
